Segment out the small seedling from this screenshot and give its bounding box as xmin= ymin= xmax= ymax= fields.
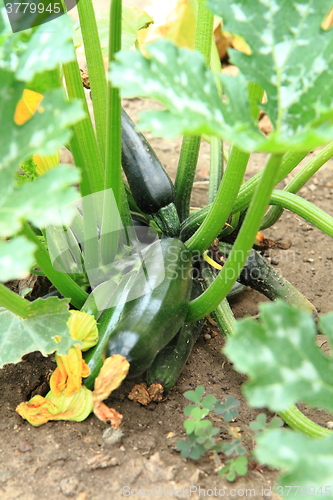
xmin=176 ymin=386 xmax=248 ymax=481
xmin=176 ymin=387 xmax=285 ymax=481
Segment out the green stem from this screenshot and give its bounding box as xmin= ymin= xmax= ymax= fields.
xmin=0 ymin=283 xmax=31 ymax=318
xmin=269 ymin=190 xmax=333 ymax=238
xmin=208 ymin=136 xmax=223 ymax=204
xmin=186 ymin=83 xmax=263 ymax=253
xmin=63 ymin=60 xmax=104 ymax=196
xmin=102 ymin=0 xmax=132 ymax=265
xmin=21 ymin=223 xmax=88 ymax=309
xmin=279 ymin=406 xmax=333 ymax=438
xmin=174 ymin=0 xmax=214 ymax=221
xmin=261 ymin=141 xmax=333 ymax=229
xmin=174 ymin=136 xmax=201 ymax=221
xmin=77 ymin=0 xmax=107 ymax=161
xmin=201 ymin=261 xmax=236 ymax=336
xmin=187 ymin=154 xmax=283 ymax=322
xmin=180 ymin=150 xmax=308 ymax=241
xmin=186 ymin=146 xmax=249 ymax=253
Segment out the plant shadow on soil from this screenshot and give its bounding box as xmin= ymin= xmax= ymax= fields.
xmin=1 ymin=97 xmax=333 ymax=500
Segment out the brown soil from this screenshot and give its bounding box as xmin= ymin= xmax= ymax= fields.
xmin=2 ymin=2 xmax=333 ymax=495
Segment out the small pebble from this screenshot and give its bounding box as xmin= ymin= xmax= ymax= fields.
xmin=60 ymin=477 xmax=78 ymax=497
xmin=17 ymin=441 xmax=33 ymax=453
xmin=204 ymin=333 xmax=211 ymax=340
xmin=270 ymin=257 xmax=280 ymax=265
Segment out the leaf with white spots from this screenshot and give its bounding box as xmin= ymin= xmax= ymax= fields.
xmin=16 ymin=16 xmax=75 ymax=82
xmin=0 ymin=165 xmax=80 ymax=238
xmin=0 ymin=237 xmax=36 ymax=282
xmin=0 ymin=297 xmax=77 ymax=368
xmin=0 ymin=86 xmax=85 ymax=182
xmin=256 ymin=430 xmax=333 ymax=499
xmin=224 ymin=300 xmax=333 ymax=412
xmin=110 ymin=39 xmax=265 ymax=152
xmin=208 ymin=0 xmax=333 ymax=151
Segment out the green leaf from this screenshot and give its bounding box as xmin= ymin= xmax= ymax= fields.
xmin=208 ymin=0 xmax=333 ymax=152
xmin=249 ymin=413 xmax=267 ymax=432
xmin=0 ymin=297 xmax=77 ymax=368
xmin=184 ymin=404 xmax=198 ymax=416
xmin=219 ymin=456 xmax=248 ymax=482
xmin=233 ymin=456 xmax=248 ymax=475
xmin=109 ymin=39 xmax=264 ymax=152
xmin=256 ymin=429 xmax=333 ymax=500
xmin=176 ymin=438 xmax=205 ymax=460
xmin=1 ymin=86 xmax=85 ymax=179
xmin=222 ymin=439 xmax=246 ymax=457
xmin=268 ymin=416 xmax=284 ymax=430
xmin=184 ymin=419 xmax=196 ymax=435
xmin=201 ymin=394 xmax=217 ymax=410
xmin=0 ymin=237 xmax=36 ymax=282
xmin=214 ymin=395 xmax=239 ymax=421
xmin=190 ymin=407 xmax=209 ymax=422
xmin=0 ymin=165 xmax=80 ymax=238
xmin=73 ymin=7 xmax=153 ymax=54
xmin=224 ymin=301 xmax=333 ymax=412
xmin=184 ymin=385 xmax=205 ymax=403
xmin=16 ymin=16 xmax=75 ymax=82
xmin=121 ymin=7 xmax=153 ymax=51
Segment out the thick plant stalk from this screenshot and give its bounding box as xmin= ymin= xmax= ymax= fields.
xmin=279 ymin=406 xmax=333 ymax=438
xmin=0 ymin=283 xmax=31 ymax=318
xmin=181 ymin=150 xmax=308 ymax=241
xmin=187 ymin=154 xmax=283 ymax=322
xmin=261 ymin=140 xmax=333 ymax=229
xmin=102 ymin=0 xmax=132 ymax=265
xmin=200 ymin=261 xmax=236 ymax=336
xmin=174 ymin=0 xmax=214 ymax=221
xmin=185 ymin=83 xmax=264 ymax=253
xmin=63 ymin=61 xmax=104 ymax=196
xmin=77 ymin=0 xmax=107 ymax=160
xmin=269 ymin=190 xmax=333 ymax=238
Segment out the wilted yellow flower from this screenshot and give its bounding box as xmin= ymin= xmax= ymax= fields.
xmin=16 ymin=386 xmax=93 ymax=427
xmin=50 ymin=348 xmax=90 ymax=397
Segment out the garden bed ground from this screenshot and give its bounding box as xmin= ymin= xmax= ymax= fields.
xmin=1 ymin=95 xmax=333 ymax=499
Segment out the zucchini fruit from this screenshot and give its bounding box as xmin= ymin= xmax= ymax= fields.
xmin=146 ymin=279 xmax=204 ymax=392
xmin=219 ymin=244 xmax=316 ymax=314
xmin=121 ymin=109 xmax=180 ymax=237
xmin=104 ymin=238 xmax=193 ymax=377
xmin=83 ymin=272 xmax=139 ymax=389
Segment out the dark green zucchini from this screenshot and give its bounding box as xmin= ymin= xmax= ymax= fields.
xmin=121 ymin=109 xmax=180 ymax=236
xmin=219 ymin=244 xmax=316 ymax=314
xmin=104 ymin=238 xmax=193 ymax=377
xmin=83 ymin=272 xmax=139 ymax=389
xmin=146 ymin=280 xmax=204 ymax=392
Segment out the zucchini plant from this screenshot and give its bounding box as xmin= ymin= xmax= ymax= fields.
xmin=1 ymin=0 xmax=333 ymax=493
